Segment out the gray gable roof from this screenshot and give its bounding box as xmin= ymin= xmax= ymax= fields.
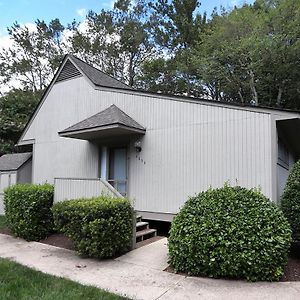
xmin=0 ymin=152 xmax=32 ymax=171
xmin=69 ymin=55 xmax=132 ymax=90
xmin=59 ymin=104 xmax=145 ymax=134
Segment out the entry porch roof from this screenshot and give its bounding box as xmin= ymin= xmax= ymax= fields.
xmin=58 ymin=105 xmax=146 ymax=140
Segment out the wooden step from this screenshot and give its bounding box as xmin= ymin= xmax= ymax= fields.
xmin=136 ymin=228 xmax=157 ymax=241
xmin=136 ymin=215 xmax=142 ymax=223
xmin=136 ymin=221 xmax=149 ymax=231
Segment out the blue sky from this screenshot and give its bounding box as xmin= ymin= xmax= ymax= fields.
xmin=0 ymin=0 xmax=254 ymax=34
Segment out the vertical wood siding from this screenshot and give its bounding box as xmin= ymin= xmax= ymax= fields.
xmin=17 ymin=159 xmax=32 ymax=184
xmin=22 ymin=77 xmax=276 ymax=215
xmin=54 ymin=177 xmax=123 ymax=202
xmin=0 ymin=172 xmax=17 ymax=215
xmin=0 ymin=172 xmax=17 ymax=193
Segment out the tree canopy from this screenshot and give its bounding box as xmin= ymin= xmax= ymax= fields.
xmin=0 ymin=89 xmax=40 ymax=154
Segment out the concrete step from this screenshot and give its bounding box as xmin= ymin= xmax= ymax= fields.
xmin=136 ymin=221 xmax=149 ymax=231
xmin=136 ymin=228 xmax=157 ymax=242
xmin=136 ymin=215 xmax=142 ymax=223
xmin=136 ymin=236 xmax=165 ymax=248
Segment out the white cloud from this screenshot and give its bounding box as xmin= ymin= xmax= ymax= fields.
xmin=0 ymin=22 xmax=37 ymax=51
xmin=76 ymin=8 xmax=87 ymax=18
xmin=0 ymin=29 xmax=12 ymax=50
xmin=23 ymin=22 xmax=37 ymax=32
xmin=78 ymin=19 xmax=89 ymax=33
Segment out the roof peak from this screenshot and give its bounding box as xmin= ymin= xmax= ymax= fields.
xmin=66 ymin=55 xmax=133 ymax=90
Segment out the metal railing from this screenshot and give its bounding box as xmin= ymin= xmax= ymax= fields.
xmin=107 ymin=179 xmax=127 ymax=197
xmin=54 ymin=177 xmax=124 ymax=203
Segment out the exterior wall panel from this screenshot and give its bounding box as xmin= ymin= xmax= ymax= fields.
xmin=17 ymin=159 xmax=32 ymax=184
xmin=21 ymin=76 xmax=281 ymax=216
xmin=0 ymin=172 xmax=17 ymax=193
xmin=54 ymin=177 xmax=123 ymax=202
xmin=0 ymin=172 xmax=17 ymax=215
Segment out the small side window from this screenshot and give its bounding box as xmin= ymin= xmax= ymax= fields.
xmin=278 ymin=138 xmax=289 ymax=169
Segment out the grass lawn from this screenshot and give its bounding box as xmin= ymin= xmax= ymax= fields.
xmin=0 ymin=215 xmax=6 ymax=229
xmin=0 ymin=258 xmax=128 ymax=300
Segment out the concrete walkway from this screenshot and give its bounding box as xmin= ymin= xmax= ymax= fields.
xmin=0 ymin=234 xmax=300 ymax=300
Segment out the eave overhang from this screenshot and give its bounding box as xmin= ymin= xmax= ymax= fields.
xmin=59 ymin=123 xmax=146 ymax=140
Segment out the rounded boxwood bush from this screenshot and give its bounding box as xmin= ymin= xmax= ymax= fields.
xmin=4 ymin=183 xmax=54 ymax=241
xmin=281 ymin=160 xmax=300 ymax=240
xmin=168 ymin=185 xmax=291 ymax=281
xmin=52 ymin=196 xmax=134 ymax=258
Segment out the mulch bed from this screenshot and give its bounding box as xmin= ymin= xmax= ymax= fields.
xmin=39 ymin=234 xmax=74 ymax=250
xmin=282 ymin=257 xmax=300 ymax=281
xmin=0 ymin=227 xmax=12 ymax=235
xmin=0 ymin=227 xmax=74 ymax=251
xmin=282 ymin=242 xmax=300 ymax=281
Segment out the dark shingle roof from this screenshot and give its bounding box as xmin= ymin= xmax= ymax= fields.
xmin=59 ymin=104 xmax=145 ymax=134
xmin=69 ymin=55 xmax=132 ymax=90
xmin=0 ymin=152 xmax=32 ymax=171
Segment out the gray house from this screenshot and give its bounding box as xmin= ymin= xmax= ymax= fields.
xmin=2 ymin=54 xmax=299 ymax=220
xmin=0 ymin=152 xmax=32 ymax=214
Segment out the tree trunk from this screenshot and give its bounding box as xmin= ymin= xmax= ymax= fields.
xmin=276 ymin=86 xmax=283 ymax=107
xmin=249 ymin=69 xmax=258 ymax=105
xmin=238 ymin=87 xmax=245 ymax=104
xmin=128 ymin=52 xmax=135 ymax=87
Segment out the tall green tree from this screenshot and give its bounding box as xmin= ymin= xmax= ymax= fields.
xmin=0 ymin=19 xmax=65 ymax=93
xmin=0 ymin=89 xmax=40 ymax=154
xmin=261 ymin=0 xmax=300 ymax=108
xmin=139 ymin=0 xmax=206 ymax=96
xmin=193 ymin=0 xmax=300 ymax=108
xmin=69 ymin=0 xmax=156 ymax=87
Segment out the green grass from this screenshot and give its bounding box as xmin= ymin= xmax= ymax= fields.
xmin=0 ymin=215 xmax=6 ymax=229
xmin=0 ymin=258 xmax=128 ymax=300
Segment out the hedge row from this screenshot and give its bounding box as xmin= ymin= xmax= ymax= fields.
xmin=4 ymin=178 xmax=297 ymax=282
xmin=4 ymin=184 xmax=134 ymax=260
xmin=4 ymin=184 xmax=54 ymax=241
xmin=281 ymin=160 xmax=300 ymax=240
xmin=52 ymin=196 xmax=134 ymax=258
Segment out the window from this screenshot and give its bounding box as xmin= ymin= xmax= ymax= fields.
xmin=278 ymin=138 xmax=289 ymax=169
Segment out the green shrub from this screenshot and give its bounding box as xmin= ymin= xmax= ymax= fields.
xmin=168 ymin=185 xmax=291 ymax=281
xmin=281 ymin=160 xmax=300 ymax=240
xmin=52 ymin=196 xmax=134 ymax=258
xmin=4 ymin=184 xmax=54 ymax=241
